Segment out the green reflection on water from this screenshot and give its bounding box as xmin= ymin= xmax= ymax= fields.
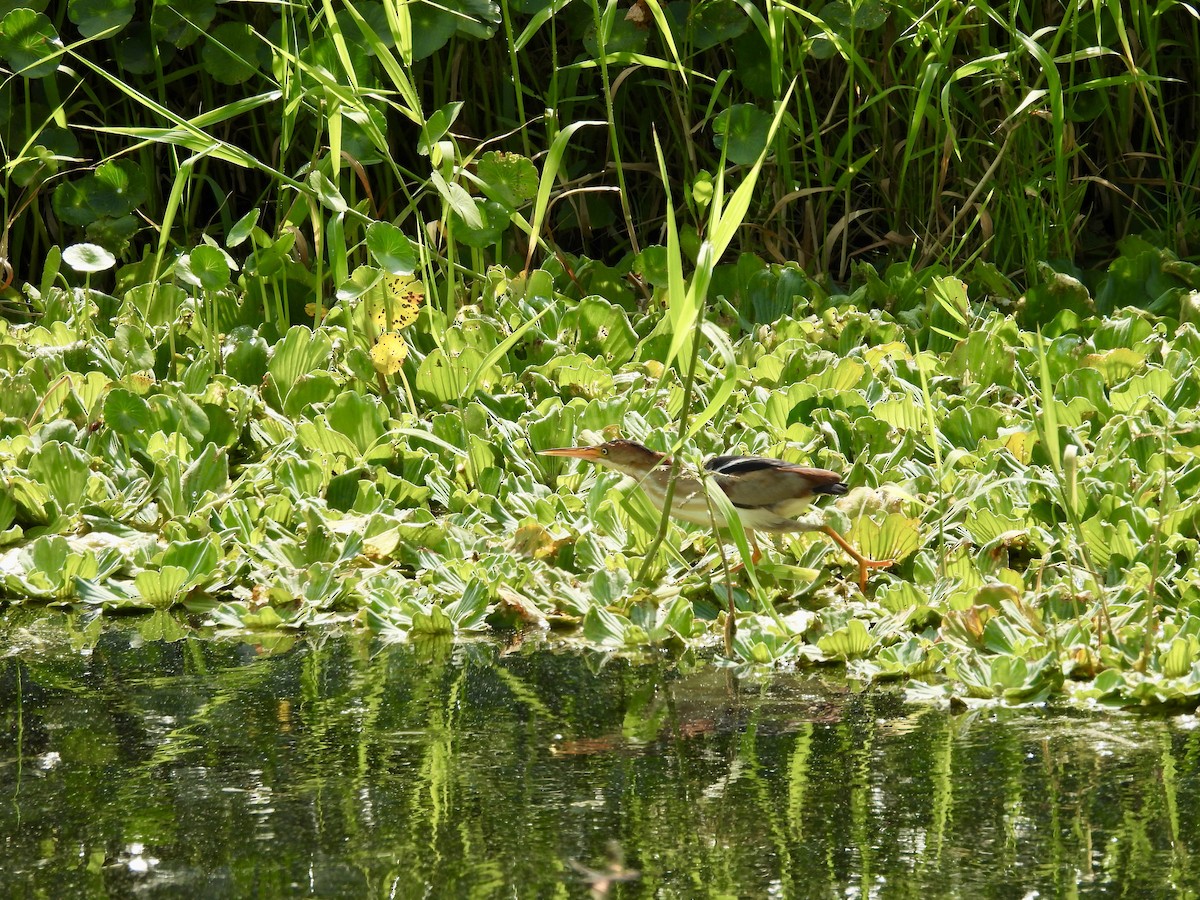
xmin=1 ymin=614 xmax=1198 ymax=898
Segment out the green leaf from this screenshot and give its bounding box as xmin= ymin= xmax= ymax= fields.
xmin=1159 ymin=636 xmax=1196 ymax=679
xmin=965 ymin=508 xmax=1027 ymax=545
xmin=451 ymin=197 xmax=510 ymax=248
xmin=411 ymin=604 xmax=455 ymax=635
xmin=418 ymin=101 xmax=463 ymax=155
xmin=104 ymin=388 xmax=153 ymax=439
xmin=28 ymin=441 xmax=90 ymax=519
xmin=572 ymin=296 xmax=637 ymax=363
xmin=183 ymin=245 xmax=232 ymax=291
xmin=152 ymin=0 xmax=218 ymax=47
xmin=689 ymin=0 xmax=750 ymax=51
xmin=806 ymin=358 xmax=865 ymax=392
xmin=326 ymin=391 xmax=386 ymax=454
xmin=443 ymin=578 xmax=490 ymax=630
xmin=1110 ymin=367 xmax=1173 ymax=413
xmin=74 ymin=576 xmax=144 ymax=609
xmin=223 ymin=326 xmax=269 ymax=386
xmin=200 ymin=22 xmax=260 ymax=84
xmin=408 ymin=0 xmax=458 ymax=60
xmin=582 ymin=606 xmax=629 ymax=647
xmin=366 ymin=221 xmax=417 ymax=275
xmin=160 ymin=536 xmax=220 ymax=585
xmin=590 ymin=568 xmax=631 ymax=605
xmin=62 ymin=242 xmax=116 ymax=273
xmin=51 ymin=180 xmax=97 ymax=228
xmin=746 ymin=266 xmax=808 ymax=324
xmin=582 ymin=13 xmax=648 ymax=56
xmin=68 ymin=0 xmax=134 ymax=38
xmin=1079 ymin=515 xmax=1140 ymax=569
xmin=415 ymin=347 xmax=495 ymax=406
xmin=947 ymin=329 xmax=1016 ymax=389
xmin=267 ymin=326 xmax=333 ymax=391
xmin=0 ymin=9 xmax=60 ymax=78
xmin=27 ymin=536 xmax=70 ymax=591
xmin=476 ymin=150 xmax=538 ymax=208
xmin=326 ymin=470 xmax=360 ymax=511
xmin=0 ymin=489 xmax=16 ymax=534
xmin=530 ymin=353 xmax=613 ymax=394
xmin=877 ymin=581 xmax=925 ymax=614
xmin=149 ymin=391 xmax=208 ymax=447
xmin=872 ymin=636 xmax=943 ymax=678
xmin=632 ymin=246 xmax=669 ymax=288
xmin=713 ymin=104 xmax=773 ymax=166
xmin=824 ymin=0 xmax=889 ymax=30
xmin=52 ymin=160 xmax=149 ymax=229
xmin=873 ymin=396 xmax=924 ymax=431
xmin=941 ymin=404 xmax=1003 ymax=449
xmin=134 ymin=566 xmax=190 ymax=609
xmin=1022 ymin=265 xmax=1094 ymax=326
xmin=112 ymin=323 xmax=156 ymax=372
xmin=1095 ymin=248 xmax=1185 ymax=315
xmin=140 ymin=609 xmax=190 ymax=642
xmin=181 ymin=443 xmax=228 ymax=515
xmin=661 ymin=594 xmax=699 ymax=637
xmin=817 ymin=619 xmax=874 ymax=659
xmin=6 ymin=476 xmax=50 ymax=526
xmin=227 ymin=208 xmax=260 ymax=248
xmin=280 ymin=373 xmax=339 ymax=418
xmin=296 ymin=419 xmax=362 ymax=458
xmin=276 ymin=458 xmax=324 ymax=498
xmin=307 ymin=171 xmax=347 ymax=213
xmin=90 ymin=159 xmax=149 ymax=217
xmin=852 ymin=514 xmax=921 ymax=564
xmin=429 ymin=170 xmax=482 ymax=230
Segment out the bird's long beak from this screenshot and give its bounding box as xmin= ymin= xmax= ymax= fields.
xmin=538 ymin=446 xmax=603 ymax=460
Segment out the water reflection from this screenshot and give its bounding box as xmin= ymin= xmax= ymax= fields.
xmin=0 ymin=614 xmax=1197 ymax=898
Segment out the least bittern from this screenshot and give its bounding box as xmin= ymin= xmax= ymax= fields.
xmin=539 ymin=439 xmax=893 ymax=590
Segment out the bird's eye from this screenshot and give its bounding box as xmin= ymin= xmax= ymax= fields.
xmin=600 ymin=447 xmax=608 ymax=456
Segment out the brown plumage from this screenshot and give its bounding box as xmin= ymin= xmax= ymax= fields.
xmin=539 ymin=439 xmax=892 ymax=589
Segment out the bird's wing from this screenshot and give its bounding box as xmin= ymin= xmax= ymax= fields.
xmin=778 ymin=466 xmax=848 ymax=496
xmin=706 ymin=456 xmax=847 ymax=508
xmin=705 ymin=455 xmax=794 ymax=476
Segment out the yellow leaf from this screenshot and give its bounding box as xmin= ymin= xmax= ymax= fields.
xmin=1081 ymin=347 xmax=1144 ymax=385
xmin=1002 ymin=427 xmax=1034 ymax=464
xmin=370 ymin=332 xmax=408 ymax=374
xmin=863 ymin=341 xmax=914 ymax=369
xmin=510 ymin=522 xmax=569 ymax=559
xmin=371 ymin=275 xmax=425 ymax=330
xmin=363 ymin=527 xmax=401 ymax=559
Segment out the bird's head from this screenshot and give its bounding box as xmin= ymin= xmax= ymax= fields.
xmin=539 ymin=439 xmax=669 ymax=478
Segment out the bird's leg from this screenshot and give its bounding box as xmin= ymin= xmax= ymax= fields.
xmin=724 ymin=533 xmax=762 ymax=575
xmin=820 ymin=525 xmax=894 ymax=591
xmin=722 ymin=534 xmax=761 ymax=653
xmin=723 ymin=589 xmax=736 ymax=657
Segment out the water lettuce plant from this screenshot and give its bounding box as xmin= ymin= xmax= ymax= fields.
xmin=2 ymin=236 xmax=1199 ymax=708
xmin=1 ymin=0 xmax=1199 ymax=707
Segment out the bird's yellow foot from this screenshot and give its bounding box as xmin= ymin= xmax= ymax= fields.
xmin=855 ymin=556 xmax=895 ymax=592
xmin=725 ymin=536 xmax=762 ymax=574
xmin=820 ymin=525 xmax=894 ymax=592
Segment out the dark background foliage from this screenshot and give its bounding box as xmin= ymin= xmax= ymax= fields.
xmin=2 ymin=0 xmax=1198 ymax=297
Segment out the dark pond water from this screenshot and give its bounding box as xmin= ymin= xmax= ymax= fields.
xmin=1 ymin=613 xmax=1197 ymax=898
